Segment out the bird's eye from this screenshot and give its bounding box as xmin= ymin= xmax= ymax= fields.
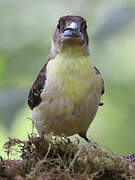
xmin=57 ymin=23 xmax=60 ymax=30
xmin=84 ymin=23 xmax=87 ymax=30
xmin=81 ymin=22 xmax=87 ymax=32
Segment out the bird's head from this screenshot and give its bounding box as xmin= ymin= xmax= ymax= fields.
xmin=51 ymin=15 xmax=89 ymax=56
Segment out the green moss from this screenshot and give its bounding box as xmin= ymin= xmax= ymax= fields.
xmin=0 ymin=133 xmax=135 ymax=180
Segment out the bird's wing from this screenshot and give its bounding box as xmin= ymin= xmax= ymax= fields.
xmin=28 ymin=56 xmax=50 ymax=110
xmin=94 ymin=66 xmax=105 ymax=95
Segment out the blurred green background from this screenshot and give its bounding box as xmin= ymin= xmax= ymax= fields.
xmin=0 ymin=0 xmax=135 ymax=158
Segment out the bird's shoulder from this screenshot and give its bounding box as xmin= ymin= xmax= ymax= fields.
xmin=93 ymin=66 xmax=105 ymax=95
xmin=28 ymin=56 xmax=50 ymax=110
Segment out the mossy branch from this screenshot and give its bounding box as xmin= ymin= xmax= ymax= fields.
xmin=0 ymin=133 xmax=135 ymax=180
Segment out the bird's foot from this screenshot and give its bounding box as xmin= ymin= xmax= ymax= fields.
xmin=79 ymin=132 xmax=96 ymax=148
xmin=99 ymin=102 xmax=104 ymax=106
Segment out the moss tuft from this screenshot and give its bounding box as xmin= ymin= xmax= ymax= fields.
xmin=0 ymin=133 xmax=135 ymax=179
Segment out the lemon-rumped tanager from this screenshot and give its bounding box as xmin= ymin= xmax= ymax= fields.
xmin=28 ymin=15 xmax=105 ymax=142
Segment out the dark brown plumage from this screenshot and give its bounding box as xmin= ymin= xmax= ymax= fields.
xmin=28 ymin=56 xmax=50 ymax=110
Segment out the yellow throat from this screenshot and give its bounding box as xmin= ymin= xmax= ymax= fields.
xmin=42 ymin=45 xmax=96 ymax=101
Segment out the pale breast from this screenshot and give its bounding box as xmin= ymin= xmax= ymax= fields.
xmin=33 ymin=54 xmax=102 ymax=136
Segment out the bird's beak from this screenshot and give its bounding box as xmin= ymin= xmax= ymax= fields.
xmin=63 ymin=22 xmax=81 ymax=38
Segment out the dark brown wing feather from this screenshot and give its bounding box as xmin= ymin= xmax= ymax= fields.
xmin=94 ymin=66 xmax=105 ymax=95
xmin=28 ymin=56 xmax=50 ymax=110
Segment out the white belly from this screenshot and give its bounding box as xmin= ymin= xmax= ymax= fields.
xmin=33 ymin=91 xmax=100 ymax=136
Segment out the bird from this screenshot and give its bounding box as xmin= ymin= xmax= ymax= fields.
xmin=28 ymin=15 xmax=105 ymax=143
